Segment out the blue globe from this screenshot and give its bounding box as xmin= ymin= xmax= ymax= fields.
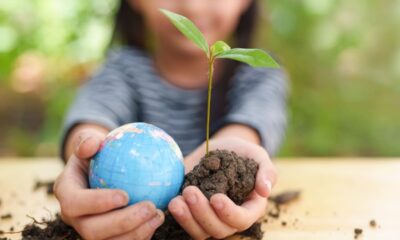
xmin=89 ymin=122 xmax=185 ymax=210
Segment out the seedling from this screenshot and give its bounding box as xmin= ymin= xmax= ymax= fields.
xmin=160 ymin=9 xmax=280 ymax=155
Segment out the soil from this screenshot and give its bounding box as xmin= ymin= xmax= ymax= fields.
xmin=0 ymin=214 xmax=12 ymax=220
xmin=238 ymin=222 xmax=263 ymax=239
xmin=267 ymin=190 xmax=301 ymax=220
xmin=354 ymin=228 xmax=363 ymax=239
xmin=0 ymin=214 xmax=80 ymax=240
xmin=183 ymin=150 xmax=258 ymax=205
xmin=20 ymin=214 xmax=81 ymax=240
xmin=153 ymin=149 xmax=261 ymax=240
xmin=269 ymin=190 xmax=300 ymax=206
xmin=369 ymin=219 xmax=376 ymax=227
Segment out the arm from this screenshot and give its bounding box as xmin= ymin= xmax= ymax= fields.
xmin=217 ymin=65 xmax=289 ymax=156
xmin=60 ymin=49 xmax=138 ymax=162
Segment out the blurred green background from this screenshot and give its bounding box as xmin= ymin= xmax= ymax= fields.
xmin=0 ymin=0 xmax=399 ymax=157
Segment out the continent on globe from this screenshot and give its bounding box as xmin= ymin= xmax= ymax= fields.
xmin=89 ymin=122 xmax=185 ymax=210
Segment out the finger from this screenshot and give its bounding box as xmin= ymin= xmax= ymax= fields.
xmin=210 ymin=192 xmax=267 ymax=231
xmin=54 ymin=153 xmax=131 ymax=217
xmin=54 ymin=153 xmax=94 ymax=200
xmin=243 ymin=145 xmax=276 ymax=198
xmin=182 ymin=186 xmax=236 ymax=239
xmin=75 ymin=133 xmax=103 ymax=160
xmin=255 ymin=155 xmax=277 ymax=198
xmin=107 ymin=209 xmax=164 ymax=240
xmin=59 ymin=188 xmax=129 ymax=217
xmin=168 ymin=196 xmax=209 ymax=240
xmin=75 ymin=201 xmax=158 ymax=240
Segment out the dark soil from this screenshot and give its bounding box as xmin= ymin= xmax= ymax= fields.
xmin=369 ymin=219 xmax=376 ymax=227
xmin=354 ymin=228 xmax=363 ymax=239
xmin=0 ymin=214 xmax=12 ymax=220
xmin=0 ymin=214 xmax=80 ymax=240
xmin=238 ymin=222 xmax=263 ymax=239
xmin=20 ymin=214 xmax=81 ymax=240
xmin=267 ymin=190 xmax=301 ymax=220
xmin=183 ymin=150 xmax=258 ymax=205
xmin=153 ymin=149 xmax=261 ymax=240
xmin=269 ymin=190 xmax=300 ymax=205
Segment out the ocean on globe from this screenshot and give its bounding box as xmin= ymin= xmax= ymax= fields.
xmin=89 ymin=122 xmax=185 ymax=210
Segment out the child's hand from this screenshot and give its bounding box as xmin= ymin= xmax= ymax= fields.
xmin=53 ymin=131 xmax=165 ymax=240
xmin=169 ymin=137 xmax=277 ymax=240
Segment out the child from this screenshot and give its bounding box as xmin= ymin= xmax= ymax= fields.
xmin=54 ymin=0 xmax=288 ymax=239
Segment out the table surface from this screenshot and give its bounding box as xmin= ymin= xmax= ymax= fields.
xmin=0 ymin=158 xmax=399 ymax=240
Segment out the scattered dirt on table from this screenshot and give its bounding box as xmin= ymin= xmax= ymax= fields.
xmin=369 ymin=219 xmax=377 ymax=227
xmin=33 ymin=180 xmax=55 ymax=195
xmin=269 ymin=190 xmax=301 ymax=205
xmin=153 ymin=149 xmax=261 ymax=240
xmin=354 ymin=228 xmax=363 ymax=239
xmin=0 ymin=214 xmax=12 ymax=220
xmin=267 ymin=190 xmax=301 ymax=220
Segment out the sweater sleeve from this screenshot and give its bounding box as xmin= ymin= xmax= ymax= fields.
xmin=60 ymin=49 xmax=138 ymax=156
xmin=218 ymin=65 xmax=289 ymax=156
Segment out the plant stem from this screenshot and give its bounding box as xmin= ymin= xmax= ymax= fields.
xmin=206 ymin=58 xmax=215 ymax=156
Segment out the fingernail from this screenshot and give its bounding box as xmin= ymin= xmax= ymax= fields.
xmin=76 ymin=135 xmax=91 ymax=152
xmin=149 ymin=211 xmax=163 ymax=228
xmin=186 ymin=194 xmax=197 ymax=205
xmin=213 ymin=200 xmax=224 ymax=210
xmin=140 ymin=205 xmax=151 ymax=217
xmin=264 ymin=178 xmax=272 ymax=193
xmin=113 ymin=194 xmax=127 ymax=206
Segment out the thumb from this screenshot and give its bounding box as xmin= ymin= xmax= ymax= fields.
xmin=75 ymin=132 xmax=105 ymax=160
xmin=255 ymin=161 xmax=277 ymax=198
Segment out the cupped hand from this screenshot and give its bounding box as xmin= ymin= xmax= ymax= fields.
xmin=53 ymin=130 xmax=164 ymax=240
xmin=168 ymin=137 xmax=277 ymax=240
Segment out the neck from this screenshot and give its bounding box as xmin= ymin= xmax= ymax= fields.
xmin=153 ymin=45 xmax=222 ymax=90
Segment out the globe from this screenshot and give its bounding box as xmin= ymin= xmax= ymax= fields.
xmin=89 ymin=122 xmax=185 ymax=210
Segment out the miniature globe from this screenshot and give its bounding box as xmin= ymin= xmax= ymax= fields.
xmin=89 ymin=122 xmax=185 ymax=210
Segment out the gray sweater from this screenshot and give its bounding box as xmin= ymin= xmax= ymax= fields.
xmin=61 ymin=47 xmax=288 ymax=157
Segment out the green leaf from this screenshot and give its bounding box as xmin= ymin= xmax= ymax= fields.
xmin=210 ymin=41 xmax=231 ymax=57
xmin=160 ymin=9 xmax=209 ymax=56
xmin=216 ymin=48 xmax=280 ymax=68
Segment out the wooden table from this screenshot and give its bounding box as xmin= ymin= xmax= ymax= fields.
xmin=1 ymin=158 xmax=400 ymax=240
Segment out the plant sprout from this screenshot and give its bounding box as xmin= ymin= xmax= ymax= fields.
xmin=160 ymin=9 xmax=280 ymax=156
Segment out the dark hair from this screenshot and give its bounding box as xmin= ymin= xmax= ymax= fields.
xmin=111 ymin=1 xmax=260 ymax=130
